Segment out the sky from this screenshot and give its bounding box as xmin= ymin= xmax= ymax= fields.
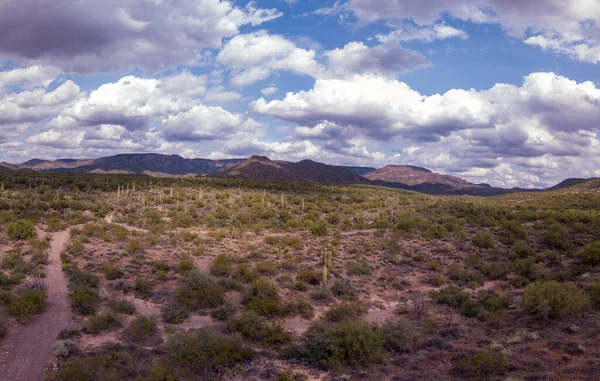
xmin=0 ymin=0 xmax=599 ymax=188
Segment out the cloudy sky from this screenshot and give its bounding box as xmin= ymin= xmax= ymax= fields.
xmin=1 ymin=0 xmax=599 ymax=188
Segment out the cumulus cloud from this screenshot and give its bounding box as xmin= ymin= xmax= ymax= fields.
xmin=252 ymin=72 xmax=600 ymax=187
xmin=324 ymin=41 xmax=431 ymax=77
xmin=26 ymin=72 xmax=260 ymax=154
xmin=0 ymin=0 xmax=282 ymax=73
xmin=217 ymin=30 xmax=324 ymax=86
xmin=0 ymin=65 xmax=61 ymax=90
xmin=341 ymin=0 xmax=600 ymax=64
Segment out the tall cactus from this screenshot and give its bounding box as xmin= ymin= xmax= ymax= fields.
xmin=321 ymin=246 xmax=333 ymax=286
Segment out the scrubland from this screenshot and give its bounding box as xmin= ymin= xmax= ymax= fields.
xmin=0 ymin=173 xmax=599 ymax=380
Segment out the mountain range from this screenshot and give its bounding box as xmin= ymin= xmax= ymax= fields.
xmin=1 ymin=153 xmax=597 ymax=196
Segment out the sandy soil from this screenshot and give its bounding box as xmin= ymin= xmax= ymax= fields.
xmin=1 ymin=229 xmax=71 ymax=381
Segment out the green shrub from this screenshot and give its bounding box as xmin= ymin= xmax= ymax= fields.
xmin=211 ymin=303 xmax=237 ymax=321
xmin=177 ymin=270 xmax=225 ymax=309
xmin=323 ymin=302 xmax=367 ymax=322
xmin=382 ymin=318 xmax=419 ymax=353
xmin=244 ymin=278 xmax=285 ymax=317
xmin=67 ymin=269 xmax=99 ymax=289
xmin=161 ymin=304 xmax=189 ymax=324
xmin=177 ymin=259 xmax=194 ymax=273
xmin=210 ymin=254 xmax=232 ymax=277
xmin=126 ymin=239 xmax=145 ymax=255
xmin=167 ymin=328 xmax=254 ymax=375
xmin=2 ymin=251 xmax=31 ymax=274
xmin=501 ymin=220 xmax=527 ymax=244
xmin=68 ymin=285 xmax=100 ymax=316
xmin=577 ymin=241 xmax=600 ymax=266
xmin=430 ymin=285 xmax=471 ymax=308
xmin=296 ymin=268 xmax=321 ymax=286
xmin=6 ymin=219 xmax=36 ymax=240
xmin=133 ymin=278 xmax=153 ymax=299
xmin=6 ymin=289 xmax=47 ymax=321
xmin=472 ymin=232 xmax=495 ymax=249
xmin=101 ymin=264 xmax=123 ymax=280
xmin=450 ymin=348 xmax=509 ymax=380
xmin=512 ymin=240 xmax=536 ymax=258
xmin=125 ymin=315 xmax=159 ymax=345
xmin=543 ymin=223 xmax=569 ymax=250
xmin=227 ymin=311 xmax=292 ymax=347
xmin=293 ymin=320 xmax=386 ymax=370
xmin=87 ymin=312 xmax=121 ymax=334
xmin=348 ymin=261 xmax=374 ymax=276
xmin=331 ymin=278 xmax=357 ymax=300
xmin=108 ymin=299 xmax=136 ymax=315
xmin=425 ymin=224 xmax=448 ymax=240
xmin=521 ymin=280 xmax=590 ymax=319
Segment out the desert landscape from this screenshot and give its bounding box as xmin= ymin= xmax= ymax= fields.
xmin=0 ymin=168 xmax=598 ymax=380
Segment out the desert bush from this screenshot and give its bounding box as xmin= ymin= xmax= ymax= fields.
xmin=256 ymin=260 xmax=278 ymax=275
xmin=323 ymin=302 xmax=367 ymax=322
xmin=177 ymin=269 xmax=225 ymax=309
xmin=425 ymin=224 xmax=448 ymax=240
xmin=161 ymin=304 xmax=189 ymax=324
xmin=472 ymin=232 xmax=495 ymax=249
xmin=429 ymin=285 xmax=471 ymax=309
xmin=68 ymin=285 xmax=100 ymax=316
xmin=228 ymin=311 xmax=292 ymax=347
xmin=292 ymin=319 xmax=386 ymax=370
xmin=296 ymin=268 xmax=321 ymax=286
xmin=501 ymin=220 xmax=527 ymax=244
xmin=577 ymin=241 xmax=600 ymax=266
xmin=6 ymin=289 xmax=47 ymax=321
xmin=133 ymin=278 xmax=153 ymax=299
xmin=211 ymin=303 xmax=237 ymax=321
xmin=348 ymin=261 xmax=374 ymax=276
xmin=6 ymin=219 xmax=36 ymax=240
xmin=177 ymin=259 xmax=194 ymax=273
xmin=43 ymin=349 xmax=142 ymax=381
xmin=67 ymin=268 xmax=99 ymax=289
xmin=51 ymin=340 xmax=77 ymax=360
xmin=108 ymin=299 xmax=136 ymax=315
xmin=450 ymin=348 xmax=509 ymax=380
xmin=86 ymin=312 xmax=121 ymax=334
xmin=244 ymin=278 xmax=285 ymax=317
xmin=101 ymin=264 xmax=123 ymax=280
xmin=125 ymin=315 xmax=159 ymax=345
xmin=382 ymin=318 xmax=419 ymax=353
xmin=210 ymin=254 xmax=232 ymax=277
xmin=167 ymin=328 xmax=254 ymax=375
xmin=331 ymin=278 xmax=357 ymax=300
xmin=396 ymin=211 xmax=428 ymax=233
xmin=126 ymin=239 xmax=145 ymax=255
xmin=543 ymin=222 xmax=569 ymax=250
xmin=286 ymin=297 xmax=315 ymax=319
xmin=521 ymin=280 xmax=590 ymax=319
xmin=512 ymin=240 xmax=536 ymax=258
xmin=2 ymin=251 xmax=31 ymax=274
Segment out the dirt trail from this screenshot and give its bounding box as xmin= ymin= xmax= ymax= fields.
xmin=1 ymin=229 xmax=71 ymax=381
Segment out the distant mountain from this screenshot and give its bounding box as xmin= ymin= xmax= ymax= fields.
xmin=0 ymin=162 xmax=17 ymax=172
xmin=549 ymin=178 xmax=600 ymax=192
xmin=280 ymin=160 xmax=371 ymax=185
xmin=6 ymin=152 xmax=597 ymax=197
xmin=340 ymin=166 xmax=377 ymax=176
xmin=212 ymin=156 xmax=306 ymax=182
xmin=18 ymin=154 xmax=244 ymax=176
xmin=364 ymin=165 xmax=472 ymax=188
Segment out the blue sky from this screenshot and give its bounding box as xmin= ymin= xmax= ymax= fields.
xmin=0 ymin=0 xmax=599 ymax=187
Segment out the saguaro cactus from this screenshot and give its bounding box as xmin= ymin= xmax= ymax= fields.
xmin=321 ymin=246 xmax=333 ymax=286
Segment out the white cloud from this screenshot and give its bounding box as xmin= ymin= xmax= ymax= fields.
xmin=344 ymin=0 xmax=600 ymax=64
xmin=0 ymin=65 xmax=61 ymax=90
xmin=252 ymin=71 xmax=600 ymax=187
xmin=377 ymin=23 xmax=468 ymax=43
xmin=217 ymin=30 xmax=324 ymax=86
xmin=261 ymin=86 xmax=278 ymax=96
xmin=324 ymin=41 xmax=431 ymax=77
xmin=0 ymin=0 xmax=282 ymax=73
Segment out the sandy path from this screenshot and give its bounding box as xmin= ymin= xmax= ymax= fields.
xmin=1 ymin=229 xmax=71 ymax=381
